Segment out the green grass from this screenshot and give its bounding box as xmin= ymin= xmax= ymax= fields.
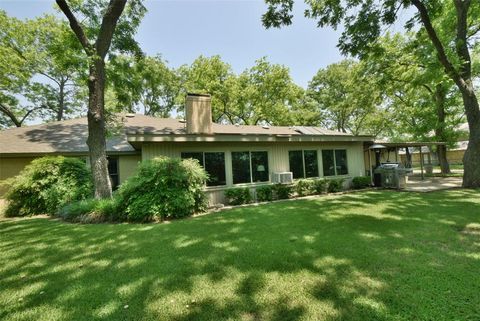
xmin=1 ymin=190 xmax=479 ymax=321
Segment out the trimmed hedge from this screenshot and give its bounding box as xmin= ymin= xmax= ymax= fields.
xmin=256 ymin=185 xmax=273 ymax=202
xmin=295 ymin=179 xmax=316 ymax=197
xmin=273 ymin=184 xmax=293 ymax=199
xmin=352 ymin=176 xmax=371 ymax=189
xmin=5 ymin=156 xmax=92 ymax=216
xmin=116 ymin=157 xmax=208 ymax=222
xmin=224 ymin=187 xmax=252 ymax=205
xmin=313 ymin=179 xmax=328 ymax=194
xmin=327 ymin=178 xmax=345 ymax=193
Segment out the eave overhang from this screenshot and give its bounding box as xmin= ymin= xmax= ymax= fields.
xmin=126 ymin=133 xmax=374 ymax=144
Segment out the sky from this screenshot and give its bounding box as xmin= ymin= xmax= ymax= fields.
xmin=0 ymin=0 xmax=347 ymax=88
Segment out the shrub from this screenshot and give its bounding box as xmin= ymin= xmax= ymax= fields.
xmin=295 ymin=179 xmax=316 ymax=197
xmin=5 ymin=156 xmax=92 ymax=216
xmin=313 ymin=179 xmax=328 ymax=194
xmin=352 ymin=176 xmax=371 ymax=189
xmin=224 ymin=187 xmax=252 ymax=205
xmin=116 ymin=157 xmax=208 ymax=222
xmin=327 ymin=179 xmax=345 ymax=193
xmin=256 ymin=185 xmax=273 ymax=202
xmin=273 ymin=184 xmax=293 ymax=200
xmin=57 ymin=198 xmax=123 ymax=223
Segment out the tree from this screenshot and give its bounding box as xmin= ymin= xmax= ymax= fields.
xmin=0 ymin=11 xmax=85 ymax=128
xmin=55 ymin=0 xmax=146 ymax=198
xmin=365 ymin=33 xmax=465 ymax=173
xmin=109 ymin=54 xmax=180 ymax=117
xmin=307 ymin=60 xmax=389 ymax=136
xmin=262 ymin=0 xmax=480 ymax=187
xmin=233 ymin=57 xmax=302 ymax=126
xmin=177 ymin=55 xmax=238 ymax=123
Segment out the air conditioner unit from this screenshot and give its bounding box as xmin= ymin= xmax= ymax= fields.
xmin=272 ymin=172 xmax=293 ymax=184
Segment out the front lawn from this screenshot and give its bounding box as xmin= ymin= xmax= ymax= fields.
xmin=0 ymin=190 xmax=479 ymax=321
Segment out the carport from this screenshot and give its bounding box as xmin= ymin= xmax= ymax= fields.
xmin=365 ymin=141 xmax=447 ymax=184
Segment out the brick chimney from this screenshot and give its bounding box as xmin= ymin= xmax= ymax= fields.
xmin=185 ymin=93 xmax=213 ymax=134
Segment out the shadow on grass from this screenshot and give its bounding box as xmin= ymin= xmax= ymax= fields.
xmin=0 ymin=189 xmax=479 ymax=321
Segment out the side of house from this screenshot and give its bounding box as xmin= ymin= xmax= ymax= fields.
xmin=0 ymin=94 xmax=373 ymax=205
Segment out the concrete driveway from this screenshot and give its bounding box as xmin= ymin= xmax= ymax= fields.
xmin=405 ymin=176 xmax=463 ymax=192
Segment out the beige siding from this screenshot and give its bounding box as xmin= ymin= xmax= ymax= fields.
xmin=0 ymin=157 xmax=37 ymax=196
xmin=142 ymin=141 xmax=366 ymax=205
xmin=0 ymin=154 xmax=141 ymax=197
xmin=118 ymin=155 xmax=141 ymax=184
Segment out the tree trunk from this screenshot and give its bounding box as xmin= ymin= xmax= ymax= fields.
xmin=461 ymin=85 xmax=480 ymax=188
xmin=411 ymin=0 xmax=480 ymax=187
xmin=56 ymin=78 xmax=65 ymax=121
xmin=87 ymin=59 xmax=112 ymax=199
xmin=433 ymin=84 xmax=451 ymax=174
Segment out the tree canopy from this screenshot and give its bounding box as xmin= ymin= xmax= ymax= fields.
xmin=262 ymin=0 xmax=480 ymax=187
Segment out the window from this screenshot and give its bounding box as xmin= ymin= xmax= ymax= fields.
xmin=304 ymin=150 xmax=319 ymax=177
xmin=232 ymin=151 xmax=269 ymax=184
xmin=322 ymin=150 xmax=335 ymax=177
xmin=335 ymin=150 xmax=348 ymax=175
xmin=289 ymin=151 xmax=304 ymax=179
xmin=181 ymin=152 xmax=226 ymax=186
xmin=232 ymin=152 xmax=250 ymax=184
xmin=251 ymin=151 xmax=269 ymax=182
xmin=107 ymin=156 xmax=119 ymax=190
xmin=289 ymin=150 xmax=319 ymax=179
xmin=322 ymin=149 xmax=348 ymax=176
xmin=180 ymin=152 xmax=203 ymax=166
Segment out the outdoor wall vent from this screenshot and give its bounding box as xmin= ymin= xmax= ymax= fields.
xmin=125 ymin=113 xmax=135 ymax=118
xmin=178 ymin=119 xmax=186 ymax=123
xmin=262 ymin=125 xmax=270 ymax=129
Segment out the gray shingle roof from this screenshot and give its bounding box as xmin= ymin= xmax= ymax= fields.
xmin=0 ymin=114 xmax=360 ymax=155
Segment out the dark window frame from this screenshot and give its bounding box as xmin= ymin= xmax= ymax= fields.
xmin=288 ymin=150 xmax=319 ymax=179
xmin=231 ymin=151 xmax=269 ymax=184
xmin=106 ymin=156 xmax=120 ymax=190
xmin=321 ymin=149 xmax=349 ymax=177
xmin=181 ymin=151 xmax=226 ymax=187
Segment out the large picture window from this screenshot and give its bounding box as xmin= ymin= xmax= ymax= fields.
xmin=322 ymin=149 xmax=348 ymax=176
xmin=181 ymin=152 xmax=226 ymax=186
xmin=232 ymin=151 xmax=269 ymax=184
xmin=288 ymin=150 xmax=319 ymax=179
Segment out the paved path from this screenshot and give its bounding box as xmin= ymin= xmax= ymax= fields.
xmin=405 ymin=176 xmax=463 ymax=192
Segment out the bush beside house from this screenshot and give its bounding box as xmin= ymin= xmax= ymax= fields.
xmin=4 ymin=156 xmax=371 ymax=222
xmin=352 ymin=176 xmax=371 ymax=189
xmin=256 ymin=185 xmax=273 ymax=202
xmin=224 ymin=187 xmax=252 ymax=205
xmin=115 ymin=157 xmax=208 ymax=222
xmin=4 ymin=156 xmax=92 ymax=216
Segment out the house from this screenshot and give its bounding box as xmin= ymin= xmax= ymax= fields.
xmin=0 ymin=94 xmax=374 ymax=204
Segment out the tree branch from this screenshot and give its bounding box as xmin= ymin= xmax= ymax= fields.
xmin=38 ymin=71 xmax=61 ymax=86
xmin=0 ymin=103 xmax=22 ymax=127
xmin=467 ymin=24 xmax=480 ymax=39
xmin=422 ymin=84 xmax=433 ymax=94
xmin=96 ymin=0 xmax=128 ymax=58
xmin=55 ymin=0 xmax=92 ymax=54
xmin=453 ymin=0 xmax=472 ymax=80
xmin=410 ymin=0 xmax=465 ymax=88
